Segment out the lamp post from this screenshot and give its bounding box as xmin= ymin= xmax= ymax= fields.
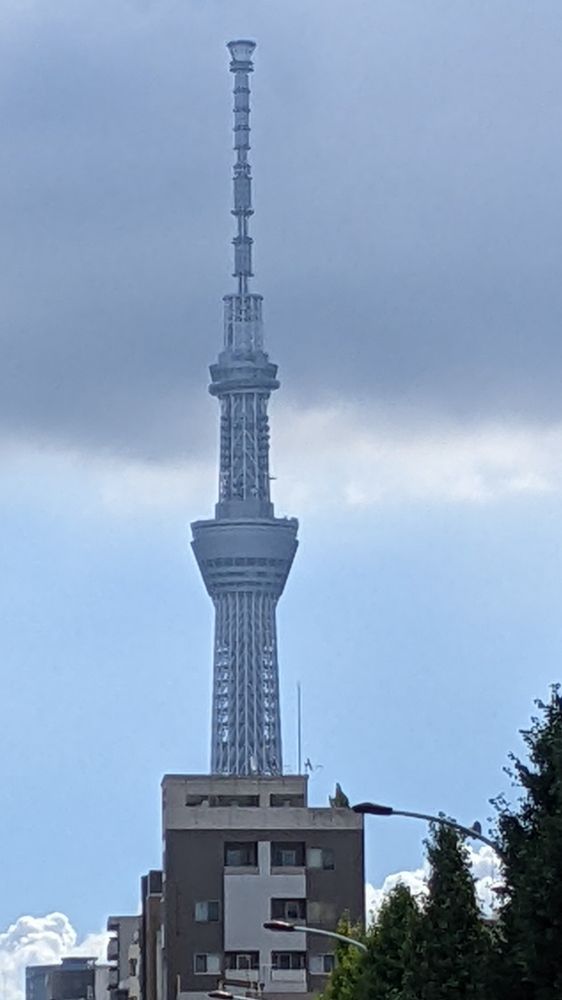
xmin=352 ymin=801 xmax=506 ymax=864
xmin=263 ymin=919 xmax=367 ymax=952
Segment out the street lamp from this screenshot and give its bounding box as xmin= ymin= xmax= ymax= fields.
xmin=263 ymin=919 xmax=367 ymax=952
xmin=352 ymin=801 xmax=506 ymax=864
xmin=209 ymin=992 xmax=260 ymax=1000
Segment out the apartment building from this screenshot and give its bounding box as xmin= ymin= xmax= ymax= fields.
xmin=161 ymin=774 xmax=364 ymax=1000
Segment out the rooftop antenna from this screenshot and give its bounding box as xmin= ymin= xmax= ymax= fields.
xmin=297 ymin=682 xmax=302 ymax=774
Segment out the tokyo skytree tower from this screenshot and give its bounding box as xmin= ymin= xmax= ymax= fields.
xmin=191 ymin=41 xmax=298 ymax=776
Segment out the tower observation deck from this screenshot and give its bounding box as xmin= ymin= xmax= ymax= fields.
xmin=191 ymin=41 xmax=298 ymax=776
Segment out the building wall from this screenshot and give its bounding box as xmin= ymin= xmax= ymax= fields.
xmin=141 ymin=870 xmax=163 ymax=1000
xmin=95 ymin=966 xmax=111 ymax=1000
xmin=27 ymin=961 xmax=109 ymax=1000
xmin=224 ymin=841 xmax=307 ymax=953
xmin=128 ymin=938 xmax=141 ymax=1000
xmin=162 ymin=775 xmax=364 ymax=1000
xmin=45 ymin=958 xmax=97 ymax=999
xmin=107 ymin=915 xmax=140 ymax=998
xmin=26 ymin=965 xmax=53 ymax=1000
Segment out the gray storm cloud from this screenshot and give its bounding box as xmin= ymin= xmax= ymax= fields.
xmin=1 ymin=0 xmax=561 ymax=461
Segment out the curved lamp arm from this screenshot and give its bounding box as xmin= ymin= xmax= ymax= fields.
xmin=263 ymin=919 xmax=367 ymax=952
xmin=352 ymin=801 xmax=506 ymax=864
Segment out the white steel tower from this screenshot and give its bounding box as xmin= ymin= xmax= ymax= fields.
xmin=191 ymin=41 xmax=298 ymax=776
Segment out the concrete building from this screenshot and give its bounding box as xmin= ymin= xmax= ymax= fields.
xmin=26 ymin=960 xmax=110 ymax=1000
xmin=140 ymin=870 xmax=164 ymax=1000
xmin=26 ymin=965 xmax=52 ymax=1000
xmin=25 ymin=958 xmax=96 ymax=1000
xmin=161 ymin=774 xmax=364 ymax=1000
xmin=128 ymin=931 xmax=141 ymax=1000
xmin=95 ymin=965 xmax=111 ymax=999
xmin=107 ymin=915 xmax=141 ymax=1000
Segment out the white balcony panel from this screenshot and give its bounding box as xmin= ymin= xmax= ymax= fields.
xmin=270 ymin=968 xmax=307 ymax=992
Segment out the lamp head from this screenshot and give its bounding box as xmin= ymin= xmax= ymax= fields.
xmin=263 ymin=919 xmax=296 ymax=932
xmin=352 ymin=802 xmax=394 ymax=816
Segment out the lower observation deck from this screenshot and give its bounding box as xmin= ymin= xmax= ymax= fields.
xmin=191 ymin=516 xmax=298 ymax=597
xmin=192 ymin=514 xmax=298 ymax=775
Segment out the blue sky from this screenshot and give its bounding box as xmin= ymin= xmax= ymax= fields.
xmin=1 ymin=464 xmax=559 ymax=935
xmin=1 ymin=0 xmax=562 ymax=990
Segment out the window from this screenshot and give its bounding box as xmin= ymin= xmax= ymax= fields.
xmin=194 ymin=954 xmax=221 ymax=974
xmin=307 ymin=901 xmax=337 ymax=926
xmin=271 ymin=898 xmax=306 ymax=921
xmin=213 ymin=794 xmax=259 ymax=807
xmin=225 ymin=841 xmax=257 ymax=867
xmin=310 ymin=954 xmax=336 ymax=975
xmin=272 ymin=951 xmax=306 ymax=971
xmin=225 ymin=951 xmax=259 ymax=971
xmin=307 ymin=847 xmax=335 ymax=870
xmin=271 ymin=841 xmax=305 ymax=867
xmin=195 ymin=900 xmax=220 ymax=922
xmin=270 ymin=794 xmax=305 ymax=807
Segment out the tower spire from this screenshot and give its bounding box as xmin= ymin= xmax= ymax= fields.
xmin=191 ymin=42 xmax=298 ymax=777
xmin=227 ymin=40 xmax=255 ymax=297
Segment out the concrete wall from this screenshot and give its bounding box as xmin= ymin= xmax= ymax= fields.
xmin=224 ymin=840 xmax=306 ymax=990
xmin=163 ymin=774 xmax=308 ymax=818
xmin=141 ymin=871 xmax=163 ymax=1000
xmin=164 ymin=824 xmax=364 ymax=1000
xmin=95 ymin=966 xmax=110 ymax=1000
xmin=107 ymin=915 xmax=140 ymax=995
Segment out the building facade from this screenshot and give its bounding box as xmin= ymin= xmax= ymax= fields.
xmin=26 ymin=957 xmax=101 ymax=1000
xmin=26 ymin=965 xmax=52 ymax=1000
xmin=107 ymin=915 xmax=141 ymax=1000
xmin=140 ymin=870 xmax=164 ymax=1000
xmin=161 ymin=774 xmax=364 ymax=1000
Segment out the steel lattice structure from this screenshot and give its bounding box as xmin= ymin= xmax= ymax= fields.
xmin=191 ymin=41 xmax=298 ymax=776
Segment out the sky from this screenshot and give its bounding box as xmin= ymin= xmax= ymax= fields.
xmin=2 ymin=0 xmax=562 ymax=994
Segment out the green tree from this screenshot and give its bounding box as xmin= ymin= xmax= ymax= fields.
xmin=405 ymin=822 xmax=493 ymax=1000
xmin=357 ymin=883 xmax=420 ymax=1000
xmin=494 ymin=686 xmax=562 ymax=1000
xmin=320 ymin=914 xmax=365 ymax=1000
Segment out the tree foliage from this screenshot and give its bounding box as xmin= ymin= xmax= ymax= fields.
xmin=320 ymin=688 xmax=562 ymax=1000
xmin=319 ymin=914 xmax=365 ymax=1000
xmin=404 ymin=822 xmax=493 ymax=1000
xmin=322 ymin=826 xmax=492 ymax=1000
xmin=358 ymin=884 xmax=420 ymax=1000
xmin=494 ymin=685 xmax=562 ymax=999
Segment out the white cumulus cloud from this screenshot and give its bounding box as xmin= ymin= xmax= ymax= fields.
xmin=365 ymin=843 xmax=503 ymax=922
xmin=0 ymin=913 xmax=108 ymax=1000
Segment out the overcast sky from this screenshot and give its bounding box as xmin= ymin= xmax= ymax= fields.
xmin=3 ymin=0 xmax=562 ymax=459
xmin=1 ymin=1 xmax=562 ymax=996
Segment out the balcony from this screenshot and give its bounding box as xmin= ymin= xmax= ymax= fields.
xmin=108 ymin=966 xmax=120 ymax=989
xmin=107 ymin=937 xmax=119 ymax=962
xmin=224 ymin=968 xmax=260 ymax=986
xmin=269 ymin=968 xmax=307 ymax=991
